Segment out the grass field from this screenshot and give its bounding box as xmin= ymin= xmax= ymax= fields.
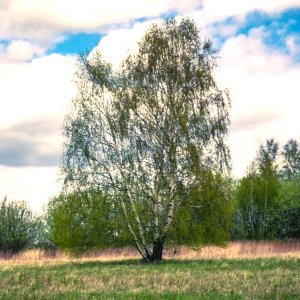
xmin=0 ymin=241 xmax=299 ymax=299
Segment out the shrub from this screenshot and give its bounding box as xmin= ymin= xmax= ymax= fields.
xmin=0 ymin=198 xmax=38 ymax=253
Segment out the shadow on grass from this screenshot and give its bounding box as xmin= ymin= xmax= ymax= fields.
xmin=4 ymin=256 xmax=298 ymax=274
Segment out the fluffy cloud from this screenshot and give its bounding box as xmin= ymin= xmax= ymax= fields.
xmin=0 ymin=0 xmax=199 ymax=43
xmin=2 ymin=0 xmax=298 ymax=50
xmin=96 ymin=20 xmax=158 ymax=68
xmin=286 ymin=35 xmax=300 ymax=56
xmin=0 ymin=119 xmax=61 ymax=167
xmin=0 ymin=53 xmax=76 ymax=128
xmin=0 ymin=52 xmax=76 ymax=210
xmin=191 ymin=0 xmax=300 ymax=25
xmin=0 ymin=40 xmax=45 ymax=62
xmin=1 ymin=0 xmax=298 ymax=62
xmin=216 ymin=29 xmax=300 ymax=177
xmin=0 ymin=166 xmax=61 ymax=211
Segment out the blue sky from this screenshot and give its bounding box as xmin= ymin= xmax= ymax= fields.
xmin=50 ymin=33 xmax=102 ymax=55
xmin=0 ymin=0 xmax=300 ymax=211
xmin=239 ymin=9 xmax=300 ymax=58
xmin=49 ymin=7 xmax=300 ymax=58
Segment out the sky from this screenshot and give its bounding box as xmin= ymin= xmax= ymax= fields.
xmin=1 ymin=0 xmax=300 ymax=211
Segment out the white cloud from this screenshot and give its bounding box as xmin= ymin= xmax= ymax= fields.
xmin=216 ymin=30 xmax=300 ymax=177
xmin=208 ymin=20 xmax=242 ymax=38
xmin=191 ymin=0 xmax=300 ymax=26
xmin=0 ymin=0 xmax=199 ymax=44
xmin=0 ymin=0 xmax=298 ymax=59
xmin=0 ymin=53 xmax=77 ymax=209
xmin=96 ymin=20 xmax=159 ymax=68
xmin=0 ymin=40 xmax=45 ymax=62
xmin=2 ymin=0 xmax=298 ymax=50
xmin=0 ymin=166 xmax=61 ymax=212
xmin=286 ymin=35 xmax=299 ymax=56
xmin=0 ymin=53 xmax=76 ymax=128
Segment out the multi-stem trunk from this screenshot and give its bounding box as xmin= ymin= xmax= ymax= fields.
xmin=150 ymin=238 xmax=164 ymax=262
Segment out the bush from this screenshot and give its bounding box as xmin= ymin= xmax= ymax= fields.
xmin=47 ymin=190 xmax=125 ymax=254
xmin=0 ymin=198 xmax=38 ymax=253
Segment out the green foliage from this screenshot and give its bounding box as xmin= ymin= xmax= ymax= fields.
xmin=280 ymin=139 xmax=300 ymax=180
xmin=47 ymin=190 xmax=130 ymax=254
xmin=62 ymin=18 xmax=231 ymax=261
xmin=268 ymin=139 xmax=300 ymax=239
xmin=268 ymin=175 xmax=300 ymax=239
xmin=233 ymin=138 xmax=300 ymax=240
xmin=235 ymin=139 xmax=280 ymax=240
xmin=170 ymin=172 xmax=233 ymax=246
xmin=0 ymin=198 xmax=38 ymax=253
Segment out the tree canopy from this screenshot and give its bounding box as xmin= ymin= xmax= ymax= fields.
xmin=62 ymin=18 xmax=231 ymax=261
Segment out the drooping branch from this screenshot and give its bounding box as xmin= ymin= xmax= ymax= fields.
xmin=62 ymin=18 xmax=231 ymax=262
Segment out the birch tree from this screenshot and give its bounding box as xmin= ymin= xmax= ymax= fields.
xmin=62 ymin=18 xmax=231 ymax=261
xmin=236 ymin=139 xmax=279 ymax=239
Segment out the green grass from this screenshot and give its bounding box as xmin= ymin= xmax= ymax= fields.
xmin=0 ymin=258 xmax=299 ymax=299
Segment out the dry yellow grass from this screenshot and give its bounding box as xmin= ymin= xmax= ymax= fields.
xmin=171 ymin=240 xmax=300 ymax=260
xmin=0 ymin=240 xmax=299 ymax=267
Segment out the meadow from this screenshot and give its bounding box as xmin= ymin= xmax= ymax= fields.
xmin=0 ymin=241 xmax=299 ymax=299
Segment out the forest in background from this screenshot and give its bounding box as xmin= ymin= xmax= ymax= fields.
xmin=0 ymin=137 xmax=299 ymax=255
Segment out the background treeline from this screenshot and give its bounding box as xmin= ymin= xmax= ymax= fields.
xmin=233 ymin=138 xmax=300 ymax=240
xmin=0 ymin=198 xmax=55 ymax=254
xmin=1 ymin=138 xmax=299 ymax=255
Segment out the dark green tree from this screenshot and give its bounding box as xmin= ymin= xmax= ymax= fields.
xmin=270 ymin=139 xmax=300 ymax=239
xmin=236 ymin=139 xmax=280 ymax=240
xmin=274 ymin=175 xmax=300 ymax=238
xmin=170 ymin=171 xmax=233 ymax=246
xmin=63 ymin=18 xmax=231 ymax=261
xmin=281 ymin=139 xmax=300 ymax=180
xmin=0 ymin=198 xmax=38 ymax=254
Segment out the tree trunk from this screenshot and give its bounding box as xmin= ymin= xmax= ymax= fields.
xmin=150 ymin=239 xmax=164 ymax=262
